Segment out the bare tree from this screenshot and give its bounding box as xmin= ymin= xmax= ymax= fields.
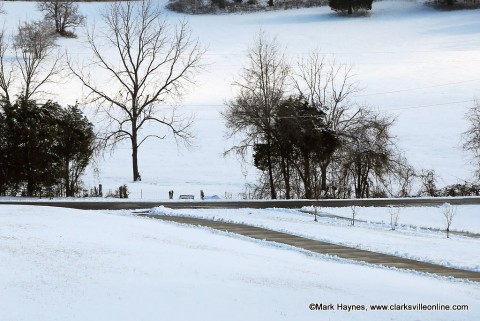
xmin=0 ymin=28 xmax=12 ymax=103
xmin=293 ymin=52 xmax=361 ymax=131
xmin=338 ymin=109 xmax=400 ymax=198
xmin=350 ymin=205 xmax=358 ymax=225
xmin=14 ymin=20 xmax=60 ymax=100
xmin=223 ymin=31 xmax=290 ymax=199
xmin=68 ymin=0 xmax=205 ymax=182
xmin=292 ymin=52 xmax=361 ymax=194
xmin=37 ymin=0 xmax=85 ymax=37
xmin=0 ymin=3 xmax=5 ymax=15
xmin=389 ymin=206 xmax=400 ymax=230
xmin=291 ymin=52 xmax=413 ymax=199
xmin=442 ymin=203 xmax=456 ymax=238
xmin=463 ymin=99 xmax=480 ymax=179
xmin=313 ymin=206 xmax=320 ymax=222
xmin=0 ymin=20 xmax=61 ymax=103
xmin=396 ymin=164 xmax=416 ymax=197
xmin=419 ymin=169 xmax=438 ymax=197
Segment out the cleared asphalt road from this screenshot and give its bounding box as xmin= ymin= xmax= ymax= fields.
xmin=1 ymin=196 xmax=480 ymax=210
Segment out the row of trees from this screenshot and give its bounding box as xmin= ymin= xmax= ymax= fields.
xmin=224 ymin=34 xmax=480 ymax=200
xmin=2 ymin=1 xmax=480 ymax=199
xmin=329 ymin=0 xmax=480 ymax=15
xmin=0 ymin=98 xmax=96 ymax=197
xmin=223 ymin=33 xmax=413 ymax=199
xmin=167 ymin=0 xmax=372 ymax=14
xmin=169 ymin=0 xmax=480 ymax=15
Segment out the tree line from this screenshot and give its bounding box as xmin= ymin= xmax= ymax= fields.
xmin=1 ymin=0 xmax=205 ymax=192
xmin=223 ymin=33 xmax=414 ymax=199
xmin=224 ymin=33 xmax=480 ymax=200
xmin=2 ymin=1 xmax=480 ymax=199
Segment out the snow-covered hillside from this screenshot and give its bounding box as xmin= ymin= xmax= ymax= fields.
xmin=2 ymin=1 xmax=480 ymax=198
xmin=1 ymin=205 xmax=479 ymax=321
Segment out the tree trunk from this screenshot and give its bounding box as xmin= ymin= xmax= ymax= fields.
xmin=131 ymin=128 xmax=141 ymax=182
xmin=303 ymin=153 xmax=312 ymax=199
xmin=26 ymin=169 xmax=35 ymax=197
xmin=65 ymin=159 xmax=72 ymax=197
xmin=280 ymin=155 xmax=290 ymax=199
xmin=268 ymin=0 xmax=274 ymax=6
xmin=355 ymin=159 xmax=362 ymax=198
xmin=266 ymin=150 xmax=277 ymax=199
xmin=320 ymin=161 xmax=329 ymax=194
xmin=56 ymin=17 xmax=61 ymax=33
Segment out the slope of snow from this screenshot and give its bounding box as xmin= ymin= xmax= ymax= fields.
xmin=1 ymin=205 xmax=479 ymax=321
xmin=2 ymin=1 xmax=480 ymax=197
xmin=150 ymin=205 xmax=480 ymax=271
xmin=304 ymin=204 xmax=480 ymax=233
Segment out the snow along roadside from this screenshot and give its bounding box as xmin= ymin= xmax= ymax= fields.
xmin=148 ymin=206 xmax=480 ymax=272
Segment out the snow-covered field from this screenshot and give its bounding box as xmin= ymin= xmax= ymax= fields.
xmin=150 ymin=204 xmax=480 ymax=271
xmin=1 ymin=205 xmax=479 ymax=321
xmin=2 ymin=3 xmax=480 ymax=319
xmin=2 ymin=1 xmax=480 ymax=198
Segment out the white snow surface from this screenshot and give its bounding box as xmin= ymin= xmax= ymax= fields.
xmin=2 ymin=1 xmax=480 ymax=198
xmin=1 ymin=205 xmax=480 ymax=321
xmin=150 ymin=204 xmax=480 ymax=271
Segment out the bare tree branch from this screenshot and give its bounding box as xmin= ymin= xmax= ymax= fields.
xmin=222 ymin=30 xmax=290 ymax=199
xmin=0 ymin=20 xmax=63 ymax=103
xmin=68 ymin=0 xmax=205 ymax=181
xmin=463 ymin=99 xmax=480 ymax=179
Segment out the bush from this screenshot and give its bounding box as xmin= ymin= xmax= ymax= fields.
xmin=426 ymin=0 xmax=480 ymax=10
xmin=105 ymin=184 xmax=129 ymax=199
xmin=166 ymin=0 xmax=211 ymax=13
xmin=212 ymin=0 xmax=226 ymax=8
xmin=440 ymin=182 xmax=480 ymax=197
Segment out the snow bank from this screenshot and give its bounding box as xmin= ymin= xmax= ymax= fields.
xmin=150 ymin=205 xmax=480 ymax=271
xmin=1 ymin=204 xmax=480 ymax=320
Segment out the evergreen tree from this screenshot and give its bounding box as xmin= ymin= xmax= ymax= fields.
xmin=329 ymin=0 xmax=373 ymax=15
xmin=253 ymin=97 xmax=338 ymax=199
xmin=276 ymin=97 xmax=338 ymax=198
xmin=56 ymin=105 xmax=96 ymax=197
xmin=3 ymin=98 xmax=61 ymax=196
xmin=0 ymin=111 xmax=9 ymax=195
xmin=0 ymin=98 xmax=96 ymax=197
